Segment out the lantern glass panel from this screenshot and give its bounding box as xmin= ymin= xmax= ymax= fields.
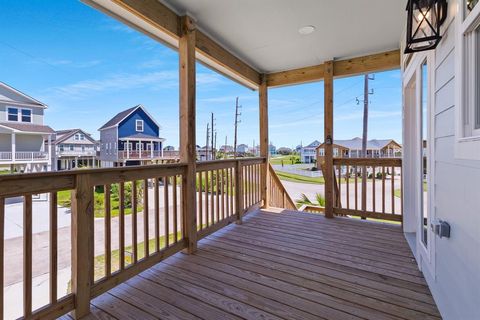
xmin=466 ymin=0 xmax=479 ymax=16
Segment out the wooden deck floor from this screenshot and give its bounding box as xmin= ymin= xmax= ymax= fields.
xmin=62 ymin=210 xmax=441 ymax=320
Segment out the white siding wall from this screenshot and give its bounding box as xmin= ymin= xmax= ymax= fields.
xmin=415 ymin=12 xmax=480 ymax=319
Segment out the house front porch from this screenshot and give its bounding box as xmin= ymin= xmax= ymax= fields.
xmin=59 ymin=209 xmax=440 ymax=320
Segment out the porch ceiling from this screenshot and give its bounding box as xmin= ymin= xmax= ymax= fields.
xmin=162 ymin=0 xmax=406 ymax=73
xmin=84 ymin=0 xmax=404 ymax=88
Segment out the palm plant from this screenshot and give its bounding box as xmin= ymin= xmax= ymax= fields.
xmin=296 ymin=193 xmax=325 ymax=208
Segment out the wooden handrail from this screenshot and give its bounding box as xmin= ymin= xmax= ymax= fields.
xmin=0 ymin=157 xmax=282 ymax=319
xmin=332 ymin=157 xmax=403 ymax=222
xmin=268 ymin=163 xmax=296 ymax=210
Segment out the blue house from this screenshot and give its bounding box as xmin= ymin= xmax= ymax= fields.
xmin=98 ymin=105 xmax=166 ymax=166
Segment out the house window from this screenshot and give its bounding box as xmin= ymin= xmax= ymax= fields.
xmin=69 ymin=145 xmax=74 ymax=151
xmin=59 ymin=145 xmax=64 ymax=152
xmin=7 ymin=107 xmax=18 ymax=121
xmin=136 ymin=120 xmax=144 ymax=132
xmin=21 ymin=109 xmax=31 ymax=122
xmin=456 ymin=0 xmax=480 ymax=159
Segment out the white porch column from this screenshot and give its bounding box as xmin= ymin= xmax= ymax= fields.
xmin=150 ymin=141 xmax=154 ymax=157
xmin=161 ymin=142 xmax=164 ymax=157
xmin=126 ymin=139 xmax=130 ymax=159
xmin=47 ymin=134 xmax=52 ymax=171
xmin=11 ymin=133 xmax=16 ymax=162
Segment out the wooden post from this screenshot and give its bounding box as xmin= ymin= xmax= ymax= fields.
xmin=324 ymin=61 xmax=334 ymax=218
xmin=259 ymin=74 xmax=269 ymax=208
xmin=71 ymin=174 xmax=94 ymax=318
xmin=179 ymin=15 xmax=197 ymax=254
xmin=235 ymin=160 xmax=244 ymax=223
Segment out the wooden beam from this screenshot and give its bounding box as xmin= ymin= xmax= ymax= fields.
xmin=333 ymin=50 xmax=400 ymax=78
xmin=90 ymin=0 xmax=260 ymax=87
xmin=259 ymin=75 xmax=269 ymax=208
xmin=324 ymin=61 xmax=334 ymax=219
xmin=111 ymin=0 xmax=179 ymax=38
xmin=179 ymin=15 xmax=197 ymax=254
xmin=196 ymin=31 xmax=260 ymax=87
xmin=266 ymin=49 xmax=400 ymax=87
xmin=267 ymin=64 xmax=325 ymax=87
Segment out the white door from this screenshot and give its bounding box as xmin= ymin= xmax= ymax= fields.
xmin=402 ymin=53 xmax=435 ymax=274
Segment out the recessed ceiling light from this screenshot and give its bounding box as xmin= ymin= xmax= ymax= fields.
xmin=298 ymin=25 xmax=315 ymax=35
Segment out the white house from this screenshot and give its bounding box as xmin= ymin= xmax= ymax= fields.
xmin=0 ymin=82 xmax=54 ymax=173
xmin=53 ymin=129 xmax=99 ymax=170
xmin=300 ymin=140 xmax=321 ymax=163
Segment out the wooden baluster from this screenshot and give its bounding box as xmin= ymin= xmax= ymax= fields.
xmin=382 ymin=166 xmax=386 ymax=214
xmin=391 ymin=166 xmax=395 ymax=214
xmin=250 ymin=165 xmax=254 ymax=206
xmin=235 ymin=161 xmax=244 ymax=222
xmin=226 ymin=168 xmax=230 ymax=217
xmin=119 ymin=182 xmax=125 ymax=270
xmin=164 ymin=177 xmax=169 ymax=247
xmin=210 ymin=170 xmax=214 ymax=224
xmin=173 ymin=176 xmax=178 ymax=243
xmin=220 ymin=169 xmax=224 ymax=220
xmin=0 ymin=197 xmax=3 ymax=318
xmin=400 ymin=166 xmax=403 ymax=217
xmin=372 ymin=167 xmax=376 ymax=213
xmin=346 ymin=164 xmax=350 ymax=209
xmin=132 ymin=181 xmax=138 ymax=263
xmin=198 ymin=171 xmax=203 ymax=230
xmin=244 ymin=166 xmax=248 ymax=208
xmin=354 ymin=165 xmax=358 ymax=211
xmin=49 ymin=192 xmax=58 ymax=303
xmin=23 ymin=195 xmax=33 ymax=318
xmin=231 ymin=167 xmax=235 ymax=215
xmin=337 ymin=165 xmax=342 ymax=208
xmin=205 ymin=171 xmax=210 ymax=227
xmin=215 ymin=169 xmax=220 ymax=222
xmin=104 ymin=185 xmax=111 ymax=277
xmin=143 ymin=179 xmax=149 ymax=257
xmin=154 ymin=178 xmax=160 ymax=252
xmin=71 ymin=174 xmax=94 ymax=318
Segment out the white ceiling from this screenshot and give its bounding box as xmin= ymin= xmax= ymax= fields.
xmin=162 ymin=0 xmax=406 ymax=73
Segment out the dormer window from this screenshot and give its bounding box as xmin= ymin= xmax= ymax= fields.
xmin=7 ymin=107 xmax=32 ymax=123
xmin=7 ymin=107 xmax=18 ymax=121
xmin=21 ymin=109 xmax=31 ymax=122
xmin=136 ymin=120 xmax=144 ymax=132
xmin=74 ymin=133 xmax=85 ymax=141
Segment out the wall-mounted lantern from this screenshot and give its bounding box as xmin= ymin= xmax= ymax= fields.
xmin=405 ymin=0 xmax=448 ymax=53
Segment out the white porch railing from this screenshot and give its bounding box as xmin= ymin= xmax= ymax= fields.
xmin=58 ymin=150 xmax=97 ymax=156
xmin=118 ymin=150 xmax=163 ymax=160
xmin=0 ymin=152 xmax=49 ymax=161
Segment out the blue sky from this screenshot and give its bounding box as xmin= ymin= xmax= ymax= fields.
xmin=0 ymin=0 xmax=402 ymax=149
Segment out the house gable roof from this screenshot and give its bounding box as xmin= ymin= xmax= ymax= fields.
xmin=98 ymin=105 xmax=161 ymax=131
xmin=316 ymin=137 xmax=401 ymax=150
xmin=0 ymin=122 xmax=54 ymax=134
xmin=54 ymin=129 xmax=97 ymax=145
xmin=0 ymin=82 xmax=47 ymax=108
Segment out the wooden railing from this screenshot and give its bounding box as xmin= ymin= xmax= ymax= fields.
xmin=0 ymin=158 xmax=266 ymax=319
xmin=196 ymin=158 xmax=265 ymax=239
xmin=332 ymin=158 xmax=403 ymax=222
xmin=268 ymin=163 xmax=296 ymax=210
xmin=298 ymin=204 xmax=325 ymax=214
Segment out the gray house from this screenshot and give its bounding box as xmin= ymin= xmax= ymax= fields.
xmin=0 ymin=82 xmax=54 ymax=173
xmin=53 ymin=129 xmax=99 ymax=170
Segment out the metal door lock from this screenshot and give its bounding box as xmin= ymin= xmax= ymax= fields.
xmin=431 ymin=219 xmax=451 ymax=238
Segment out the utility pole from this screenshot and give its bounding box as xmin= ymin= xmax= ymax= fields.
xmin=233 ymin=97 xmax=241 ymax=158
xmin=357 ymin=74 xmax=374 ymax=218
xmin=224 ymin=135 xmax=228 ymax=159
xmin=210 ymin=112 xmax=215 ymax=160
xmin=205 ymin=123 xmax=210 ymax=161
xmin=214 ymin=131 xmax=217 ymax=160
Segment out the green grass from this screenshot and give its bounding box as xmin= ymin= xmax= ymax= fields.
xmin=276 ymin=171 xmax=325 ymax=184
xmin=57 ymin=190 xmax=142 ymax=218
xmin=269 ymin=155 xmax=300 ymax=165
xmin=93 ymin=232 xmax=182 ymax=281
